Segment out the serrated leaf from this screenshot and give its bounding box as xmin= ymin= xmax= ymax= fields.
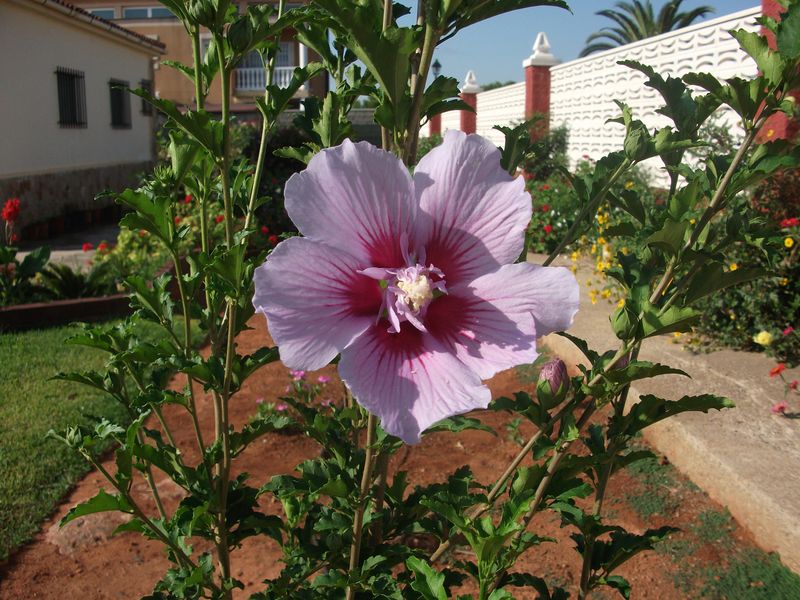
xmin=61 ymin=489 xmax=132 ymax=525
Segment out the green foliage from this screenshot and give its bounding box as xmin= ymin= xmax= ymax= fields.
xmin=39 ymin=1 xmax=800 ymax=599
xmin=0 ymin=245 xmax=51 ymax=307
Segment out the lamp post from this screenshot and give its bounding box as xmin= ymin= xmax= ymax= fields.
xmin=428 ymin=59 xmax=443 ymax=137
xmin=432 ymin=59 xmax=442 ymax=78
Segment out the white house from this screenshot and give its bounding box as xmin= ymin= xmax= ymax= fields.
xmin=0 ymin=0 xmax=165 ymax=237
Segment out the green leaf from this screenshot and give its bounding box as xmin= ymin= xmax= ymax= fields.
xmin=614 ymin=394 xmax=734 ymax=436
xmin=731 ymin=29 xmax=786 ymax=85
xmin=645 ymin=218 xmax=688 ymax=256
xmin=603 ymin=361 xmax=689 ymax=385
xmin=406 ymin=557 xmax=447 ymax=600
xmin=777 ymin=2 xmax=800 ymax=59
xmin=428 ymin=415 xmax=495 ymax=435
xmin=641 ymin=304 xmax=699 ymax=338
xmin=683 ymin=264 xmax=765 ymax=305
xmin=61 ymin=488 xmax=132 ymax=525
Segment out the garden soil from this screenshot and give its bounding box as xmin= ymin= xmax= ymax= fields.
xmin=0 ymin=317 xmax=763 ymax=599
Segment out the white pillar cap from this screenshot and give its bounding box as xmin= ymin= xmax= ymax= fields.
xmin=523 ymin=32 xmax=559 ymax=68
xmin=460 ymin=70 xmax=482 ymax=94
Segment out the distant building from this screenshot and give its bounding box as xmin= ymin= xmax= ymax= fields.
xmin=0 ymin=0 xmax=165 ymax=237
xmin=70 ymin=0 xmax=328 ymax=112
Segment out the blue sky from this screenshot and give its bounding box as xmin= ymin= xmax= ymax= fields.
xmin=400 ymin=1 xmax=759 ymax=86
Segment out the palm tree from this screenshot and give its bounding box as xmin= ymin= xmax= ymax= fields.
xmin=579 ymin=0 xmax=715 ymax=57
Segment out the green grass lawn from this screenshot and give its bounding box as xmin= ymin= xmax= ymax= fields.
xmin=0 ymin=318 xmax=201 ymax=560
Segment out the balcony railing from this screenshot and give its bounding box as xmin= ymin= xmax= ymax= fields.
xmin=234 ymin=66 xmax=296 ymax=92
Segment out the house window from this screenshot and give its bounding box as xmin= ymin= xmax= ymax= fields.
xmin=87 ymin=7 xmax=115 ymax=19
xmin=122 ymin=6 xmax=174 ymax=19
xmin=237 ymin=42 xmax=294 ymax=69
xmin=139 ymin=79 xmax=153 ymax=115
xmin=55 ymin=67 xmax=87 ymax=128
xmin=109 ymin=79 xmax=131 ymax=129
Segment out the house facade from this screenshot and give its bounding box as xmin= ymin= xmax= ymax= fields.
xmin=0 ymin=0 xmax=164 ymax=237
xmin=70 ymin=0 xmax=328 ymax=111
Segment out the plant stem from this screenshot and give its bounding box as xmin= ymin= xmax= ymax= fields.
xmin=244 ymin=0 xmax=286 ymax=230
xmin=403 ymin=20 xmax=439 ymax=165
xmin=345 ymin=413 xmax=378 ymax=600
xmin=429 ymin=398 xmax=577 ymax=562
xmin=191 ymin=28 xmax=205 ymax=111
xmin=543 ymin=158 xmax=632 ymax=267
xmin=380 ymin=0 xmax=392 ymax=152
xmin=370 ymin=449 xmax=391 ymax=545
xmin=85 ymin=453 xmax=220 ymax=594
xmin=214 ymin=34 xmax=235 ymax=596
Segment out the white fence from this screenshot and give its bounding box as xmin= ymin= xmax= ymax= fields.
xmin=550 ymin=7 xmax=760 ymax=172
xmin=475 ymin=82 xmax=526 ymax=146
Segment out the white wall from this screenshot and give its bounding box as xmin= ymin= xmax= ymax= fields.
xmin=475 ymin=82 xmax=526 ymax=147
xmin=0 ymin=0 xmax=156 ymax=179
xmin=440 ymin=106 xmax=461 ymax=135
xmin=550 ymin=7 xmax=760 ymax=174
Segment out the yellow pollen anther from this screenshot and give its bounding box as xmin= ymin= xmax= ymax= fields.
xmin=397 ymin=275 xmax=433 ymax=312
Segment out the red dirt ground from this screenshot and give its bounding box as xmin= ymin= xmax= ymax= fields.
xmin=0 ymin=317 xmax=762 ymax=599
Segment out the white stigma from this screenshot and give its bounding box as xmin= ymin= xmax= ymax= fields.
xmin=397 ymin=274 xmax=433 ymax=313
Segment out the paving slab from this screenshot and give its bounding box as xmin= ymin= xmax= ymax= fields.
xmin=534 ymin=253 xmax=800 ymax=573
xmin=15 ymin=224 xmax=118 ymax=270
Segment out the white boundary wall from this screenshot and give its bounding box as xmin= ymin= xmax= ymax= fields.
xmin=475 ymin=82 xmax=526 ymax=146
xmin=440 ymin=106 xmax=461 ymax=135
xmin=550 ymin=7 xmax=761 ymax=173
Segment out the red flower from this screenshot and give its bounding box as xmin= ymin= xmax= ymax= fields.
xmin=215 ymin=215 xmax=225 ymax=224
xmin=771 ymin=401 xmax=789 ymax=414
xmin=780 ymin=217 xmax=799 ymax=228
xmin=260 ymin=225 xmax=269 ymax=235
xmin=541 ymin=203 xmax=551 ymax=213
xmin=790 ymin=380 xmax=798 ymax=391
xmin=2 ymin=198 xmax=21 ymax=222
xmin=97 ymin=242 xmax=109 ymax=252
xmin=770 ymin=364 xmax=786 ymax=377
xmin=539 ymin=184 xmax=550 ymax=191
xmin=784 ymin=326 xmax=795 ymax=336
xmin=82 ymin=242 xmax=93 ymax=252
xmin=268 ymin=234 xmax=279 ymax=245
xmin=139 ymin=229 xmax=148 ymax=237
xmin=174 ymin=216 xmax=182 ymax=225
xmin=543 ymin=224 xmax=553 ymax=234
xmin=10 ymin=233 xmax=18 ymax=243
xmin=184 ymin=194 xmax=193 ymax=204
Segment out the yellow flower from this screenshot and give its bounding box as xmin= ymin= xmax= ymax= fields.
xmin=591 ymin=244 xmax=597 ymax=254
xmin=571 ymin=251 xmax=579 ymax=261
xmin=601 ymin=289 xmax=611 ymax=299
xmin=729 ymin=263 xmax=738 ymax=271
xmin=786 ymin=237 xmax=795 ymax=248
xmin=617 ymin=298 xmax=626 ymax=308
xmin=753 ymin=331 xmax=773 ymax=346
xmin=597 ymin=237 xmax=606 ymax=245
xmin=690 ymin=218 xmax=696 ymax=225
xmin=624 ymin=180 xmax=635 ymax=190
xmin=779 ymin=277 xmax=789 ymax=286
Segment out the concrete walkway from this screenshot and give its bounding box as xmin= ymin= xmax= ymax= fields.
xmin=536 ymin=253 xmax=800 ymax=572
xmin=16 ymin=224 xmax=118 ymax=270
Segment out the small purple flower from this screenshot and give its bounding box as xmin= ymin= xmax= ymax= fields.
xmin=317 ymin=375 xmax=331 ymax=384
xmin=253 ymin=131 xmax=579 ymax=443
xmin=290 ymin=369 xmax=306 ymax=381
xmin=275 ymin=402 xmax=289 ymax=412
xmin=537 ymin=358 xmax=569 ymax=408
xmin=255 ymin=397 xmax=265 ymax=405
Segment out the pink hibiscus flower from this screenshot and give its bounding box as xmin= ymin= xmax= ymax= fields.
xmin=253 ymin=131 xmax=579 ymax=443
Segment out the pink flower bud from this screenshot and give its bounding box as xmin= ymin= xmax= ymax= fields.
xmin=537 ymin=358 xmax=569 ymax=409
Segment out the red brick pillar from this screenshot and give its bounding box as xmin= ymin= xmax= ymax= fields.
xmin=429 ymin=113 xmax=441 ymax=136
xmin=459 ymin=70 xmax=480 ymax=134
xmin=758 ymin=0 xmax=798 ymax=143
xmin=523 ymin=32 xmax=558 ymax=140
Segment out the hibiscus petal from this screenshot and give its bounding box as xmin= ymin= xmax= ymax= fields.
xmin=414 ymin=130 xmax=531 ymax=285
xmin=253 ymin=237 xmax=382 ymax=370
xmin=339 ymin=325 xmax=491 ymax=444
xmin=284 ymin=139 xmax=416 ymax=267
xmin=426 ymin=263 xmax=579 ymax=379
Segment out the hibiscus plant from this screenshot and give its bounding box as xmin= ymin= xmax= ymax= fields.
xmin=51 ymin=0 xmax=800 ymax=599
